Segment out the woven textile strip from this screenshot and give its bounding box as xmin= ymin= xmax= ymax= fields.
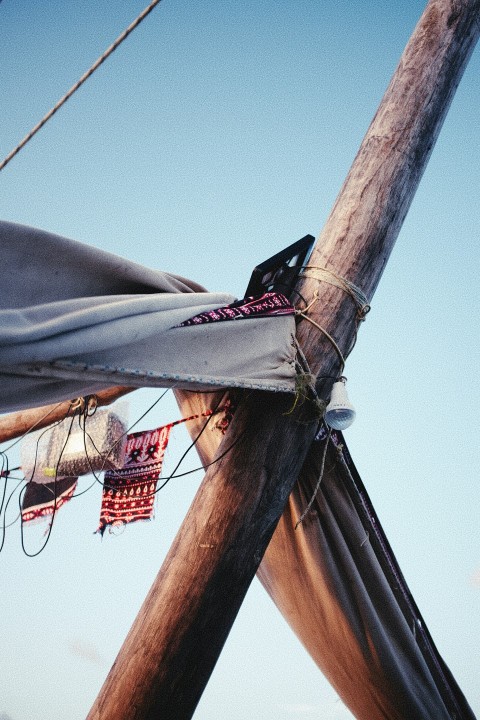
xmin=21 ymin=476 xmax=78 ymax=524
xmin=97 ymin=424 xmax=172 ymax=535
xmin=176 ymin=292 xmax=293 ymax=327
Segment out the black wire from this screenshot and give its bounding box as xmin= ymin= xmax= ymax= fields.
xmin=0 ymin=465 xmax=20 ymax=474
xmin=2 ymin=392 xmax=174 ymax=551
xmin=6 ymin=388 xmax=240 ymax=546
xmin=21 ymin=417 xmax=66 ymax=485
xmin=0 ymin=453 xmax=9 ymax=551
xmin=69 ymin=389 xmax=173 ymax=494
xmin=0 ymin=453 xmax=9 ymax=518
xmin=71 ymin=477 xmax=98 ymax=499
xmin=1 ymin=401 xmax=66 ymax=453
xmin=123 ymin=388 xmax=170 ymax=433
xmin=155 ymin=392 xmax=226 ymax=491
xmin=1 ymin=479 xmax=23 ymax=553
xmin=77 ymin=387 xmax=172 ymax=486
xmin=20 ymin=389 xmax=171 ymax=502
xmin=87 ymin=391 xmax=238 ymax=499
xmin=20 ymin=414 xmax=76 ymax=557
xmin=155 ymin=430 xmax=244 ymax=492
xmin=2 ymin=509 xmax=21 ymax=529
xmin=94 ymin=401 xmax=218 ymax=495
xmin=1 ymin=419 xmax=64 ymax=554
xmin=288 ymin=286 xmax=308 ymax=307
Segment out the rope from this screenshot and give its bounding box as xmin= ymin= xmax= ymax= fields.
xmin=299 ymin=265 xmax=370 ymax=321
xmin=294 ymin=266 xmax=371 ymax=374
xmin=295 ymin=425 xmax=332 ymax=528
xmin=0 ymin=0 xmax=163 ymax=173
xmin=296 ymin=298 xmax=346 ymax=370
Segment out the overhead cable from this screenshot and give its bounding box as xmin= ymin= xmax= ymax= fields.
xmin=0 ymin=0 xmax=163 ymax=173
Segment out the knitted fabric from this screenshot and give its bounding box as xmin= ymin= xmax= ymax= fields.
xmin=97 ymin=424 xmax=172 ymax=535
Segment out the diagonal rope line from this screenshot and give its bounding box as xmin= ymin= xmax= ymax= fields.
xmin=0 ymin=0 xmax=163 ymax=173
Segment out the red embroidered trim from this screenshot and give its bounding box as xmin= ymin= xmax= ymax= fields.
xmin=176 ymin=292 xmax=294 ymax=327
xmin=21 ymin=477 xmax=78 ymax=524
xmin=215 ymin=398 xmax=236 ymax=435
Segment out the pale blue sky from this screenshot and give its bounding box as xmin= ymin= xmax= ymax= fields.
xmin=1 ymin=1 xmax=479 ymax=719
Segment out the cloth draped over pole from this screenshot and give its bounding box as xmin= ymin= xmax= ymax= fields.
xmin=177 ymin=393 xmax=476 ymax=720
xmin=258 ymin=429 xmax=475 ymax=720
xmin=0 ymin=221 xmax=297 ymax=414
xmin=0 ymin=220 xmax=475 ymax=719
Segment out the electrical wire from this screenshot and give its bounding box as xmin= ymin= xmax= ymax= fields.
xmin=0 ymin=0 xmax=163 ymax=172
xmin=19 ymin=414 xmax=76 ymax=557
xmin=81 ymin=391 xmax=233 ymax=498
xmin=3 ymin=389 xmax=239 ymax=550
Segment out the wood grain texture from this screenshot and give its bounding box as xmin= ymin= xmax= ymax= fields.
xmin=0 ymin=386 xmax=133 ymax=444
xmin=87 ymin=2 xmax=480 ymax=718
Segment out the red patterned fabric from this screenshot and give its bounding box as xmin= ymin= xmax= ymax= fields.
xmin=21 ymin=476 xmax=78 ymax=524
xmin=97 ymin=424 xmax=172 ymax=535
xmin=176 ymin=292 xmax=294 ymax=327
xmin=214 ymin=398 xmax=236 ymax=435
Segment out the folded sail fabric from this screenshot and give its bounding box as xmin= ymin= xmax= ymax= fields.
xmin=97 ymin=425 xmax=172 ymax=535
xmin=0 ymin=221 xmax=297 ymax=413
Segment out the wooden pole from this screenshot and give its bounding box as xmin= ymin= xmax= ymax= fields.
xmin=87 ymin=1 xmax=479 ymax=718
xmin=0 ymin=386 xmax=133 ymax=444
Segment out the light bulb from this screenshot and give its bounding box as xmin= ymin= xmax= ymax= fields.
xmin=324 ymin=377 xmax=356 ymax=430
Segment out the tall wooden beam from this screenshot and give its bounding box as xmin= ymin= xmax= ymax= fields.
xmin=87 ymin=2 xmax=480 ymax=718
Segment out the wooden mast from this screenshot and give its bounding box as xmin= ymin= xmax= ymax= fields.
xmin=88 ymin=1 xmax=479 ymax=718
xmin=50 ymin=1 xmax=480 ymax=718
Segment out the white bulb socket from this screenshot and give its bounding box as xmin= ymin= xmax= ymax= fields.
xmin=324 ymin=377 xmax=356 ymax=431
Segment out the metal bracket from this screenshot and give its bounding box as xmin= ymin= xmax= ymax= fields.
xmin=245 ymin=234 xmax=315 ymax=298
